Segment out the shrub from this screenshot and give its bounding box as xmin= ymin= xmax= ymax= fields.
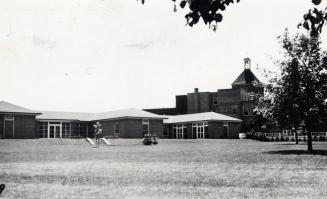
xmin=143 ymin=134 xmax=153 ymax=145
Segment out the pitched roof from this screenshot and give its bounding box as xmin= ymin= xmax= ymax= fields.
xmin=232 ymin=69 xmax=260 ymax=86
xmin=92 ymin=109 xmax=167 ymax=121
xmin=36 ymin=108 xmax=167 ymax=121
xmin=0 ymin=101 xmax=40 ymax=115
xmin=164 ymin=112 xmax=242 ymax=124
xmin=36 ymin=111 xmax=92 ymax=121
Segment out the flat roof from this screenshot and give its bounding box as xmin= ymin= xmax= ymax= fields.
xmin=164 ymin=112 xmax=242 ymax=124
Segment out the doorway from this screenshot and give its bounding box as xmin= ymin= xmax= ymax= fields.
xmin=197 ymin=126 xmax=205 ymax=139
xmin=49 ymin=125 xmax=61 ymax=138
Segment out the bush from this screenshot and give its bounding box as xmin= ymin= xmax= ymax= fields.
xmin=143 ymin=134 xmax=153 ymax=145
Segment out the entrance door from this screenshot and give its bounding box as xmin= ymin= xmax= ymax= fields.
xmin=4 ymin=120 xmax=14 ymax=139
xmin=197 ymin=126 xmax=205 ymax=139
xmin=49 ymin=125 xmax=61 ymax=138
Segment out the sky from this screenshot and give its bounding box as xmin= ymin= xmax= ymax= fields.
xmin=0 ymin=0 xmax=326 ymax=112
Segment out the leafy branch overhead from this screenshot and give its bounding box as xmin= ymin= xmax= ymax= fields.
xmin=299 ymin=0 xmax=327 ymax=36
xmin=141 ymin=0 xmax=240 ymax=30
xmin=140 ymin=0 xmax=327 ymax=34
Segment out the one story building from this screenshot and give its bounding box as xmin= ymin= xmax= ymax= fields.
xmin=36 ymin=109 xmax=167 ymax=139
xmin=0 ymin=101 xmax=41 ymax=139
xmin=0 ymin=101 xmax=166 ymax=139
xmin=164 ymin=112 xmax=242 ymax=139
xmin=1 ymin=101 xmax=242 ymax=139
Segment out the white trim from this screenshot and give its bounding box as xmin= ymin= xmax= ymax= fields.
xmin=192 ymin=122 xmax=208 ymax=139
xmin=173 ymin=124 xmax=187 ymax=139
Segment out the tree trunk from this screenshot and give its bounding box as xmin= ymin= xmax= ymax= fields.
xmin=294 ymin=129 xmax=299 ymax=144
xmin=307 ymin=129 xmax=313 ymax=152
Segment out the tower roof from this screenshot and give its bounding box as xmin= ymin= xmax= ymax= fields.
xmin=231 ymin=69 xmax=260 ymax=86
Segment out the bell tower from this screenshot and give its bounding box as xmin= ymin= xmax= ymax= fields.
xmin=244 ymin=57 xmax=251 ymax=70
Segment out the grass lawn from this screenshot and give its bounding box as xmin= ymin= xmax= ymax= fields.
xmin=0 ymin=139 xmax=327 ymax=199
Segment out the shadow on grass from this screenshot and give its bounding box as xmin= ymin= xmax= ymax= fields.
xmin=265 ymin=150 xmax=327 ymax=156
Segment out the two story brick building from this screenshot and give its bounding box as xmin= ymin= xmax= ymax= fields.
xmin=145 ymin=58 xmax=264 ymax=132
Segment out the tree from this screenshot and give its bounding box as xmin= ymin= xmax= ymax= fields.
xmin=258 ymin=30 xmax=327 ymax=152
xmin=93 ymin=122 xmax=103 ymax=148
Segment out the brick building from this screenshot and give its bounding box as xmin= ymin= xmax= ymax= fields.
xmin=0 ymin=101 xmax=166 ymax=139
xmin=145 ymin=58 xmax=264 ymax=132
xmin=0 ymin=101 xmax=41 ymax=139
xmin=164 ymin=112 xmax=242 ymax=139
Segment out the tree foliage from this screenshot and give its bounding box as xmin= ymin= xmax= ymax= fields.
xmin=141 ymin=0 xmax=240 ymax=31
xmin=140 ymin=0 xmax=327 ymax=33
xmin=299 ymin=0 xmax=327 ymax=36
xmin=257 ymin=30 xmax=327 ymax=151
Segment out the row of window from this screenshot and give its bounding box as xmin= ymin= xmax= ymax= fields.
xmin=38 ymin=121 xmax=89 ymax=138
xmin=212 ymin=94 xmax=254 ymax=105
xmin=214 ymin=106 xmax=257 ymax=116
xmin=173 ymin=122 xmax=229 ymax=139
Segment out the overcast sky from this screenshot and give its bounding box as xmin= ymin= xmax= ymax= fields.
xmin=0 ymin=0 xmax=326 ymax=112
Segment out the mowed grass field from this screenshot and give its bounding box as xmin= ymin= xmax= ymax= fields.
xmin=0 ymin=139 xmax=327 ymax=199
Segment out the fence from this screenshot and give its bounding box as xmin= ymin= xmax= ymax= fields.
xmin=246 ymin=131 xmax=327 ymax=142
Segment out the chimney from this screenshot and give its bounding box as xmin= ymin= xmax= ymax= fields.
xmin=194 ymin=88 xmax=199 ymax=93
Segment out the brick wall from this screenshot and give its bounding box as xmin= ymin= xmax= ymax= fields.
xmin=208 ymin=121 xmax=241 ymax=139
xmin=13 ymin=115 xmax=37 ymax=139
xmin=187 ymin=92 xmax=211 ymax=114
xmin=99 ymin=118 xmax=163 ymax=138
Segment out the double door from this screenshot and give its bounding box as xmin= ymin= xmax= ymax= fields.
xmin=197 ymin=126 xmax=205 ymax=139
xmin=49 ymin=125 xmax=61 ymax=138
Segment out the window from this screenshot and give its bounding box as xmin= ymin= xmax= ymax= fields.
xmin=62 ymin=122 xmax=71 ymax=138
xmin=232 ymin=107 xmax=237 ymax=114
xmin=4 ymin=115 xmax=14 ymax=121
xmin=192 ymin=122 xmax=208 ymax=139
xmin=213 ymin=95 xmax=218 ymax=105
xmin=142 ymin=120 xmax=149 ymax=135
xmin=73 ymin=122 xmax=88 ymax=138
xmin=38 ymin=122 xmax=48 ymax=138
xmin=114 ymin=123 xmax=120 ymax=137
xmin=220 ymin=107 xmax=228 ymax=113
xmin=243 ymin=107 xmax=249 ymax=116
xmin=223 ymin=122 xmax=228 ymax=126
xmin=173 ymin=124 xmax=187 ymax=139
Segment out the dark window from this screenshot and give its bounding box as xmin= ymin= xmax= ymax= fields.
xmin=114 ymin=123 xmax=119 ymax=137
xmin=213 ymin=95 xmax=218 ymax=105
xmin=243 ymin=107 xmax=249 ymax=116
xmin=38 ymin=122 xmax=48 ymax=138
xmin=232 ymin=107 xmax=237 ymax=114
xmin=62 ymin=122 xmax=71 ymax=138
